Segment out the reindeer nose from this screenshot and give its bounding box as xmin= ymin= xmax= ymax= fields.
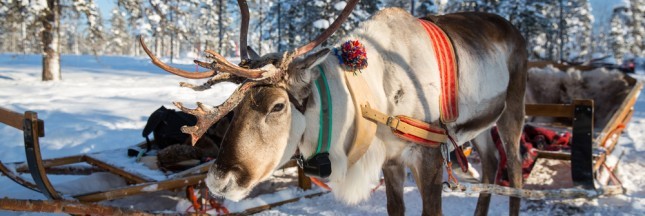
xmin=206 ymin=164 xmax=235 ymax=192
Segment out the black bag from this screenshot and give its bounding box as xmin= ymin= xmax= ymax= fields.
xmin=142 ymin=106 xmax=197 ymax=151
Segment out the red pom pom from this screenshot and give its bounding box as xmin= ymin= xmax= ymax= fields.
xmin=334 ymin=40 xmax=368 ymax=72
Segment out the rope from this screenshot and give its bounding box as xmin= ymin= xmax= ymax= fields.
xmin=185 ymin=185 xmax=229 ymax=215
xmin=442 ymin=182 xmax=624 ymax=200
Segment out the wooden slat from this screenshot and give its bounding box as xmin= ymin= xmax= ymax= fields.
xmin=297 ymin=166 xmax=312 ymax=190
xmin=229 ymin=191 xmax=328 ymax=215
xmin=536 ymin=151 xmax=571 ymax=160
xmin=15 ymin=155 xmax=85 ymax=173
xmin=593 ymin=81 xmax=642 ymax=172
xmin=82 ymin=156 xmax=154 ymax=184
xmin=0 ymin=108 xmax=44 ymax=137
xmin=17 ymin=166 xmax=106 ymax=175
xmin=0 ymin=161 xmax=40 ymax=192
xmin=74 ymin=174 xmax=206 ymax=202
xmin=0 ymin=198 xmax=156 ymax=215
xmin=0 ymin=107 xmax=24 ymax=131
xmin=525 ymin=104 xmax=574 ymax=118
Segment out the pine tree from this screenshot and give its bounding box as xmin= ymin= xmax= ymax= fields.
xmin=630 ymin=0 xmax=645 ymax=56
xmin=416 ymin=0 xmax=438 ymax=16
xmin=560 ymin=0 xmax=594 ymax=62
xmin=609 ymin=5 xmax=632 ymax=62
xmin=108 ymin=8 xmax=132 ymax=55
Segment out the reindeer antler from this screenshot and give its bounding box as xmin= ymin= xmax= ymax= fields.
xmin=291 ymin=0 xmax=359 ymax=57
xmin=174 ymin=81 xmax=260 ymax=145
xmin=180 ymin=73 xmax=246 ymax=91
xmin=139 ymin=36 xmax=215 ymax=79
xmin=238 ymin=0 xmax=250 ymax=61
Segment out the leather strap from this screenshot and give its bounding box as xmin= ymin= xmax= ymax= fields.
xmin=361 ymin=104 xmax=448 ymax=144
xmin=344 ymin=70 xmax=378 ymax=166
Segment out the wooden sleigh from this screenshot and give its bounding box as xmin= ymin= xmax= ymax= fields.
xmin=0 ymin=64 xmax=642 ymax=214
xmin=0 ymin=107 xmax=322 ymax=215
xmin=520 ymin=64 xmax=642 ymax=194
xmin=448 ymin=64 xmax=642 ymax=199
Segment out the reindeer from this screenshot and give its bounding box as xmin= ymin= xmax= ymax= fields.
xmin=140 ymin=1 xmax=527 ymax=215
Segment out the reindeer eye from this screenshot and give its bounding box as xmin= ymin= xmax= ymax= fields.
xmin=271 ymin=103 xmax=285 ymax=113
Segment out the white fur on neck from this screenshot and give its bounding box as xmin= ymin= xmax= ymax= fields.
xmin=299 ymin=61 xmax=386 ymax=205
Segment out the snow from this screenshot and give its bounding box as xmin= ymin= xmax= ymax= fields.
xmin=1 ymin=54 xmax=645 ymax=215
xmin=313 ymin=19 xmax=330 ymax=29
xmin=334 ymin=1 xmax=347 ymax=11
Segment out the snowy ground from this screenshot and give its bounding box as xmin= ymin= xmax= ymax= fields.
xmin=0 ymin=54 xmax=644 ymax=215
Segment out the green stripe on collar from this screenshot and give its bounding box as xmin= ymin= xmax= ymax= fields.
xmin=311 ymin=65 xmax=332 ymax=158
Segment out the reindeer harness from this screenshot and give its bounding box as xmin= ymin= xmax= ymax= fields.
xmin=316 ymin=19 xmax=468 ymax=174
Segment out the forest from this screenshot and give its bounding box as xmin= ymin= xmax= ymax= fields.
xmin=0 ymin=0 xmax=644 ymax=81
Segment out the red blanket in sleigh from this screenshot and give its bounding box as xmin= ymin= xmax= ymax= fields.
xmin=491 ymin=124 xmax=571 ymax=186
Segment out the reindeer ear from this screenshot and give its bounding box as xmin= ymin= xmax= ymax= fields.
xmin=287 ymin=48 xmax=331 ymax=107
xmin=292 ymin=48 xmax=331 ymax=71
xmin=247 ymin=46 xmax=260 ymax=59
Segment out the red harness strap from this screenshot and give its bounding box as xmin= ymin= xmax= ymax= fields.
xmin=417 ymin=19 xmax=459 ymax=123
xmin=417 ymin=19 xmax=468 ymax=174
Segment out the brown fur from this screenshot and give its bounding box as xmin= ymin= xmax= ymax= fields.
xmin=213 ymin=86 xmax=289 ymax=188
xmin=526 ymin=67 xmax=629 ymax=128
xmin=525 ymin=67 xmax=631 ymax=128
xmin=424 ymin=12 xmax=526 ymax=60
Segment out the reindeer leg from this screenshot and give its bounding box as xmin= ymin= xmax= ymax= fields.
xmin=471 ymin=133 xmax=499 ymax=216
xmin=497 ymin=44 xmax=528 ymax=216
xmin=409 ymin=146 xmax=443 ymax=216
xmin=383 ymin=159 xmax=405 ymax=216
xmin=496 ymin=104 xmax=524 ymax=216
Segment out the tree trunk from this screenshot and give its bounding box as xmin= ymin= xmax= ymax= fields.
xmin=41 ymin=0 xmax=61 ymax=81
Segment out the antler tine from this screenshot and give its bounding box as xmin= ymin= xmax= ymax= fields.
xmin=238 ymin=0 xmax=250 ymax=61
xmin=180 ymin=73 xmax=246 ymax=91
xmin=174 ymin=81 xmax=259 ymax=145
xmin=292 ymin=0 xmax=359 ymax=57
xmin=139 ymin=36 xmax=215 ymax=79
xmin=204 ymin=50 xmax=278 ymax=80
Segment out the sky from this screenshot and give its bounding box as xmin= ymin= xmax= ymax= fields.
xmin=97 ymin=0 xmax=116 ymax=21
xmin=95 ymin=0 xmax=621 ymax=33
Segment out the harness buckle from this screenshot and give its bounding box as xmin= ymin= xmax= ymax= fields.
xmin=386 ymin=116 xmax=401 ymax=130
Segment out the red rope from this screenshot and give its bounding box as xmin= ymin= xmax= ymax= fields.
xmin=185 ymin=186 xmax=229 ymax=215
xmin=310 ymin=177 xmax=332 ymax=191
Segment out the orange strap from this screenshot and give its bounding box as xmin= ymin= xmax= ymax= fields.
xmin=418 ymin=19 xmax=459 ymax=123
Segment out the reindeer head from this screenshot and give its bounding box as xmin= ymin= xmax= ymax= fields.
xmin=140 ymin=0 xmax=358 ymax=201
